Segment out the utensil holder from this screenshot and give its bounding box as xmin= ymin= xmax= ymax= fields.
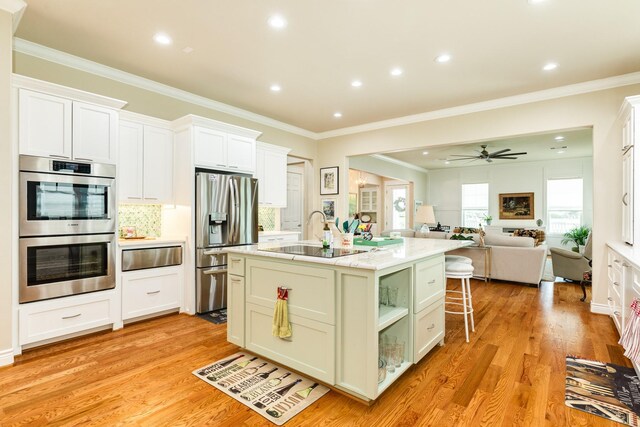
xmin=341 ymin=233 xmax=354 ymax=249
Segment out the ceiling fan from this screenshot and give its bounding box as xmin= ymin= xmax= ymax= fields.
xmin=448 ymin=144 xmax=527 ymax=163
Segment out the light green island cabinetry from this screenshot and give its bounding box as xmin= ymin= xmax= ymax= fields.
xmin=225 ymin=238 xmax=472 ymax=402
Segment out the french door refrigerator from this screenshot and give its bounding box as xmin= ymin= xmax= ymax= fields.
xmin=195 ymin=171 xmax=258 ymax=313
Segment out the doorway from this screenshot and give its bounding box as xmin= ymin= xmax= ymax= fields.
xmin=385 ymin=182 xmax=411 ymax=230
xmin=281 ymin=163 xmax=304 ymax=234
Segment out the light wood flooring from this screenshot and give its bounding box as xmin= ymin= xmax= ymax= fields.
xmin=0 ymin=279 xmax=630 ymax=426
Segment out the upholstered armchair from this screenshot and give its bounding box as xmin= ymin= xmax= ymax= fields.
xmin=550 ymin=233 xmax=592 ymax=299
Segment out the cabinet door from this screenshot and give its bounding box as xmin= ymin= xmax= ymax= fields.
xmin=121 ymin=266 xmax=181 ymax=320
xmin=266 ymin=149 xmax=288 ymax=207
xmin=227 ymin=135 xmax=255 ymax=173
xmin=194 ymin=126 xmax=227 ymax=168
xmin=118 ymin=121 xmax=144 ymax=201
xmin=360 ymin=190 xmax=371 ymax=211
xmin=255 ymin=148 xmax=266 ymax=204
xmin=622 ymin=149 xmax=633 ymax=244
xmin=72 ymin=102 xmax=118 ymax=163
xmin=143 ymin=126 xmax=174 ymax=203
xmin=19 ymin=89 xmax=72 ymax=159
xmin=370 ymin=190 xmax=378 ymax=210
xmin=227 ymin=274 xmax=245 ymax=346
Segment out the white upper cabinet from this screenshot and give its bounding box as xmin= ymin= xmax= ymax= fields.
xmin=173 ymin=115 xmax=260 ymax=174
xmin=194 ymin=126 xmax=227 ymax=169
xmin=72 ymin=102 xmax=118 ymax=163
xmin=256 ymin=142 xmax=291 ymax=207
xmin=119 ymin=114 xmax=174 ymax=204
xmin=19 ymin=89 xmax=72 ymax=159
xmin=15 ymin=75 xmax=127 ymax=164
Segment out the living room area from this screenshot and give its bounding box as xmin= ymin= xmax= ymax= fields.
xmin=348 ymin=127 xmax=593 ymax=289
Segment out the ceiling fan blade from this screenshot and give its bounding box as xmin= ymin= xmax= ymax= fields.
xmin=491 ymin=156 xmax=518 ymax=159
xmin=501 ymin=151 xmax=527 ymax=156
xmin=488 ymin=148 xmax=511 ymax=156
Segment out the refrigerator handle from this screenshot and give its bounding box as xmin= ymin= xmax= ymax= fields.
xmin=229 ymin=179 xmax=236 ymax=244
xmin=233 ymin=178 xmax=240 ymax=243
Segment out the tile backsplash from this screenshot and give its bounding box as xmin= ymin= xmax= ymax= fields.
xmin=118 ymin=204 xmax=162 ymax=237
xmin=259 ymin=207 xmax=277 ymax=231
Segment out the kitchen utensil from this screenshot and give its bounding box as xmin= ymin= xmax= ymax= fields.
xmin=343 ymin=220 xmax=350 ymax=233
xmin=335 ymin=217 xmax=340 ymax=230
xmin=349 ymin=219 xmax=360 ymax=234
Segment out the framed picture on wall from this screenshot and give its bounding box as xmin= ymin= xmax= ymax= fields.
xmin=499 ymin=192 xmax=534 ymax=220
xmin=322 ymin=198 xmax=337 ymax=221
xmin=320 ymin=167 xmax=339 ymax=195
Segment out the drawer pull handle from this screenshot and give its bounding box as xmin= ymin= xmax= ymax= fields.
xmin=231 ymin=259 xmax=241 ymax=264
xmin=614 ymin=311 xmax=621 ymax=316
xmin=427 ymin=279 xmax=436 ymax=284
xmin=427 ymin=324 xmax=435 ymax=330
xmin=608 ymin=297 xmax=613 ymax=301
xmin=608 ymin=264 xmax=612 ymax=267
xmin=614 ymin=281 xmax=620 ymax=286
xmin=614 ymin=259 xmax=621 ymax=264
xmin=62 ymin=313 xmax=81 ymax=320
xmin=49 ymin=154 xmax=70 ymax=159
xmin=147 ymin=290 xmax=161 ymax=295
xmin=623 ymin=263 xmax=630 ymax=267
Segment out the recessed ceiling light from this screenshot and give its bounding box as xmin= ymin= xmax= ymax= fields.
xmin=557 ymin=150 xmax=565 ymax=154
xmin=351 ymin=80 xmax=363 ymax=88
xmin=435 ymin=54 xmax=451 ymax=63
xmin=268 ymin=15 xmax=287 ymax=29
xmin=422 ymin=151 xmax=429 ymax=155
xmin=543 ymin=62 xmax=558 ymax=71
xmin=390 ymin=68 xmax=403 ymax=76
xmin=528 ymin=0 xmax=547 ymax=4
xmin=333 ymin=112 xmax=342 ymax=118
xmin=445 ymin=160 xmax=451 ymax=165
xmin=555 ymin=136 xmax=565 ymax=141
xmin=270 ymin=84 xmax=281 ymax=92
xmin=153 ymin=33 xmax=172 ymax=45
xmin=182 ymin=47 xmax=194 ymax=54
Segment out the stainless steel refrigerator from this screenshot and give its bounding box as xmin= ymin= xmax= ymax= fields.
xmin=195 ymin=171 xmax=258 ymax=313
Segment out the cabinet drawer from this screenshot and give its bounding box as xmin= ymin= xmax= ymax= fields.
xmin=414 ymin=256 xmax=445 ymax=313
xmin=229 ymin=255 xmax=245 ymax=276
xmin=246 ymin=258 xmax=335 ymax=324
xmin=413 ymin=299 xmax=445 ymax=363
xmin=608 ymin=285 xmax=623 ymax=335
xmin=245 ymin=303 xmax=335 ymax=383
xmin=19 ymin=293 xmax=113 ymax=345
xmin=609 ymin=250 xmax=623 ymax=278
xmin=122 ymin=266 xmax=181 ymax=320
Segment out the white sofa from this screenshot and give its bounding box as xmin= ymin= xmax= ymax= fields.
xmin=382 ymin=229 xmax=547 ymax=286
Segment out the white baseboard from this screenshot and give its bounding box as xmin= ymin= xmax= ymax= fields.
xmin=590 ymin=302 xmax=610 ymax=315
xmin=0 ymin=347 xmax=14 ymax=367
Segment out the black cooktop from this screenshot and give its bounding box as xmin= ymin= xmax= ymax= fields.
xmin=259 ymin=245 xmax=366 ymax=258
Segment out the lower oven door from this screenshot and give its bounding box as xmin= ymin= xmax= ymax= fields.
xmin=19 ymin=233 xmax=116 ymax=303
xmin=196 ymin=265 xmax=227 ymax=313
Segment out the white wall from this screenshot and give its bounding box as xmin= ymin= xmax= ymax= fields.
xmin=428 ymin=156 xmax=593 ymax=248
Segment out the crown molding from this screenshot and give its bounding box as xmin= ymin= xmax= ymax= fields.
xmin=120 ymin=110 xmax=172 ymax=129
xmin=12 ymin=38 xmax=317 ymax=140
xmin=12 ymin=74 xmax=127 ymax=109
xmin=171 ymin=114 xmax=262 ymax=139
xmin=318 ymin=71 xmax=640 ymax=139
xmin=0 ymin=0 xmax=26 ymax=33
xmin=369 ymin=154 xmax=429 ymax=173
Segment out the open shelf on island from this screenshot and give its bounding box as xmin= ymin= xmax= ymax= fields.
xmin=378 ymin=305 xmax=408 ymax=331
xmin=377 ymin=360 xmax=412 ymax=396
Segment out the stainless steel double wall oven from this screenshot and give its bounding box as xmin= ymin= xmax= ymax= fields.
xmin=19 ymin=155 xmax=116 ymax=303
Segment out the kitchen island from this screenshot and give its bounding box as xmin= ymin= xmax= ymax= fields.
xmin=224 ymin=237 xmax=473 ymax=402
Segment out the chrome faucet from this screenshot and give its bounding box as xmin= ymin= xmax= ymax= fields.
xmin=307 ymin=210 xmax=327 ymax=226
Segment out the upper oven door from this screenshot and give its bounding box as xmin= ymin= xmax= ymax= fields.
xmin=19 ymin=171 xmax=115 ymax=236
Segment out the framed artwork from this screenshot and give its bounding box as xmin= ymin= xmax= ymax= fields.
xmin=499 ymin=192 xmax=534 ymax=220
xmin=349 ymin=193 xmax=358 ymax=217
xmin=320 ymin=167 xmax=339 ymax=195
xmin=414 ymin=200 xmax=423 ymax=212
xmin=322 ymin=198 xmax=336 ymax=221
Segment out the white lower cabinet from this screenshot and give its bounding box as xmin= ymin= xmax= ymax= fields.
xmin=245 ymin=303 xmax=335 ymax=383
xmin=19 ymin=291 xmax=118 ymax=346
xmin=258 ymin=232 xmax=300 ymax=243
xmin=413 ymin=298 xmax=445 ymax=362
xmin=227 ymin=274 xmax=245 ymax=347
xmin=121 ymin=265 xmax=182 ymax=321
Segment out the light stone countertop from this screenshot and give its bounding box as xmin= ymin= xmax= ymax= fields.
xmin=118 ymin=237 xmax=186 ymax=248
xmin=224 ymin=237 xmax=474 ymax=271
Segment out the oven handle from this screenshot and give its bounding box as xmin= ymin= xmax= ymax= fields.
xmin=202 ymin=267 xmax=228 ymax=275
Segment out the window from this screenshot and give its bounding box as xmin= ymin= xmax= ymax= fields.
xmin=385 ymin=184 xmax=409 ymax=230
xmin=547 ymin=178 xmax=583 ymax=234
xmin=461 ymin=183 xmax=488 ymax=227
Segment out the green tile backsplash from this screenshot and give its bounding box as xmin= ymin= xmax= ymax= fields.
xmin=259 ymin=207 xmax=277 ymax=231
xmin=118 ymin=204 xmax=162 ymax=237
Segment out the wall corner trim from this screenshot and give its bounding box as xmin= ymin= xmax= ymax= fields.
xmin=590 ymin=302 xmax=610 ymax=315
xmin=0 ymin=347 xmax=14 ymax=367
xmin=12 ymin=38 xmax=318 ymax=140
xmin=369 ymin=154 xmax=429 ymax=173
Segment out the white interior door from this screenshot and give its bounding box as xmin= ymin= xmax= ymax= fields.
xmin=281 ymin=171 xmax=303 ymax=232
xmin=385 ymin=184 xmax=409 ymax=230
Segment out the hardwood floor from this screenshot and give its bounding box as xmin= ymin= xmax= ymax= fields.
xmin=0 ymin=279 xmax=629 ymax=426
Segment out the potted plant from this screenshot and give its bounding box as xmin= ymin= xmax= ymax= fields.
xmin=482 ymin=214 xmax=493 ymax=225
xmin=561 ymin=226 xmax=591 ymax=252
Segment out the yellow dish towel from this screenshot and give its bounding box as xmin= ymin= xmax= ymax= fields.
xmin=272 ymin=287 xmax=292 ymax=339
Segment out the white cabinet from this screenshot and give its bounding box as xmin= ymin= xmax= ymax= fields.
xmin=607 ymin=248 xmax=627 ymax=334
xmin=119 ymin=115 xmax=174 ymax=204
xmin=623 ymin=147 xmax=633 ymax=244
xmin=258 ymin=231 xmax=300 ymax=243
xmin=360 ymin=187 xmax=378 ymax=212
xmin=256 ymin=142 xmax=291 ymax=207
xmin=18 ymin=290 xmax=118 ymax=346
xmin=192 ymin=123 xmax=258 ymax=174
xmin=121 ymin=265 xmax=182 ymax=321
xmin=621 ymin=95 xmax=640 ymax=245
xmin=227 ymin=274 xmax=245 ymax=346
xmin=16 ymin=79 xmax=125 ymax=164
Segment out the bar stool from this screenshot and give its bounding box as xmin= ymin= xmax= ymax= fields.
xmin=445 ymin=255 xmax=472 ymax=264
xmin=445 ymin=261 xmax=475 ymax=343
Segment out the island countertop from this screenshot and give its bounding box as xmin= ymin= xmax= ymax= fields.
xmin=224 ymin=237 xmax=474 ymax=271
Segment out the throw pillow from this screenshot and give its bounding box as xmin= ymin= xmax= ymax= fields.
xmin=512 ymin=229 xmax=546 ymax=246
xmin=453 ymin=227 xmax=479 ymax=234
